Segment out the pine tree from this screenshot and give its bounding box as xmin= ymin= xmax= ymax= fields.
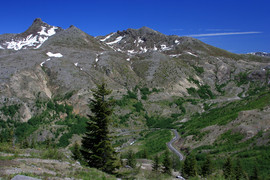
xmin=201 ymin=155 xmax=213 ymax=177
xmin=235 ymin=159 xmax=243 ymax=180
xmin=142 ymin=149 xmax=148 ymax=159
xmin=172 ymin=153 xmax=181 ymax=171
xmin=72 ymin=141 xmax=81 ymax=161
xmin=30 ymin=136 xmax=36 ymax=149
xmin=126 ymin=149 xmax=136 ymax=168
xmin=250 ymin=165 xmax=259 ymax=180
xmin=223 ymin=157 xmax=233 ymax=179
xmin=182 ymin=154 xmax=197 ymax=178
xmin=80 ymin=83 xmax=119 ymax=174
xmin=162 ymin=150 xmax=172 ymax=175
xmin=152 ymin=154 xmax=160 ymax=172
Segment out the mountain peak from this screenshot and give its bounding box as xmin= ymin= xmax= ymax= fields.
xmin=33 ymin=18 xmax=43 ymax=23
xmin=0 ymin=18 xmax=63 ymax=51
xmin=30 ymin=18 xmax=49 ymax=28
xmin=139 ymin=26 xmax=157 ymax=32
xmin=136 ymin=26 xmax=160 ymax=35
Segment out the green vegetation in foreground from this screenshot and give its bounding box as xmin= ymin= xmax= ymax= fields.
xmin=0 ymin=143 xmax=116 ymax=180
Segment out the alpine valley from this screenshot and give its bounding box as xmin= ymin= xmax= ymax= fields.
xmin=0 ymin=18 xmax=270 ymax=179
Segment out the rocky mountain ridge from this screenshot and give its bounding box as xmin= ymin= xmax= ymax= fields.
xmin=0 ymin=18 xmax=269 ymax=120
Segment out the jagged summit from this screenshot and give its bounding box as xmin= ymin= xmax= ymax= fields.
xmin=33 ymin=18 xmax=45 ymax=25
xmin=97 ymin=26 xmax=199 ymax=55
xmin=0 ymin=18 xmax=63 ymax=51
xmin=23 ymin=18 xmax=62 ymax=36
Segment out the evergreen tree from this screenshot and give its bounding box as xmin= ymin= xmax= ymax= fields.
xmin=162 ymin=150 xmax=172 ymax=175
xmin=45 ymin=136 xmax=51 ymax=148
xmin=235 ymin=159 xmax=243 ymax=180
xmin=172 ymin=153 xmax=181 ymax=171
xmin=72 ymin=141 xmax=82 ymax=161
xmin=126 ymin=149 xmax=136 ymax=168
xmin=223 ymin=157 xmax=233 ymax=179
xmin=80 ymin=83 xmax=119 ymax=174
xmin=30 ymin=136 xmax=36 ymax=149
xmin=152 ymin=154 xmax=160 ymax=172
xmin=142 ymin=149 xmax=148 ymax=159
xmin=182 ymin=154 xmax=197 ymax=178
xmin=250 ymin=165 xmax=259 ymax=180
xmin=201 ymin=155 xmax=213 ymax=177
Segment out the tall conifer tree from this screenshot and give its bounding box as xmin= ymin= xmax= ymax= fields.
xmin=152 ymin=154 xmax=160 ymax=172
xmin=80 ymin=83 xmax=118 ymax=174
xmin=201 ymin=155 xmax=213 ymax=177
xmin=182 ymin=154 xmax=197 ymax=178
xmin=162 ymin=150 xmax=172 ymax=175
xmin=223 ymin=157 xmax=233 ymax=179
xmin=235 ymin=159 xmax=243 ymax=180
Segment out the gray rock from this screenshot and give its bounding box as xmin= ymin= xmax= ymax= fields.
xmin=11 ymin=175 xmax=41 ymax=180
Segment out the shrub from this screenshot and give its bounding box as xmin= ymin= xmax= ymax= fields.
xmin=41 ymin=148 xmax=65 ymax=160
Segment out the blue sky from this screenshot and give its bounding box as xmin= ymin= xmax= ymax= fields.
xmin=1 ymin=0 xmax=269 ymax=53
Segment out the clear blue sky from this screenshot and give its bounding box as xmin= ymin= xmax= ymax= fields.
xmin=1 ymin=0 xmax=269 ymax=54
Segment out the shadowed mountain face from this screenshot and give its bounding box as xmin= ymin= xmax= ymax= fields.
xmin=0 ymin=18 xmax=269 ymax=121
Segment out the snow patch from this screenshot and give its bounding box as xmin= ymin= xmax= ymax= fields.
xmin=0 ymin=45 xmax=4 ymax=49
xmin=117 ymin=48 xmax=123 ymax=52
xmin=5 ymin=34 xmax=39 ymax=50
xmin=127 ymin=58 xmax=130 ymax=61
xmin=138 ymin=38 xmax=144 ymax=43
xmin=175 ymin=40 xmax=180 ymax=44
xmin=160 ymin=44 xmax=172 ymax=51
xmin=74 ymin=62 xmax=78 ymax=66
xmin=40 ymin=58 xmax=51 ymax=67
xmin=46 ymin=52 xmax=63 ymax=57
xmin=140 ymin=46 xmax=148 ymax=53
xmin=35 ymin=36 xmax=48 ymax=49
xmin=186 ymin=52 xmax=198 ymax=57
xmin=169 ymin=54 xmax=181 ymax=57
xmin=106 ymin=36 xmax=123 ymax=45
xmin=40 ymin=62 xmax=45 ymax=67
xmin=128 ymin=50 xmax=136 ymax=54
xmin=100 ymin=33 xmax=115 ymax=42
xmin=130 ymin=140 xmax=136 ymax=145
xmin=38 ymin=26 xmax=58 ymax=36
xmin=153 ymin=45 xmax=158 ymax=51
xmin=95 ymin=54 xmax=99 ymax=62
xmin=4 ymin=33 xmax=51 ymax=50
